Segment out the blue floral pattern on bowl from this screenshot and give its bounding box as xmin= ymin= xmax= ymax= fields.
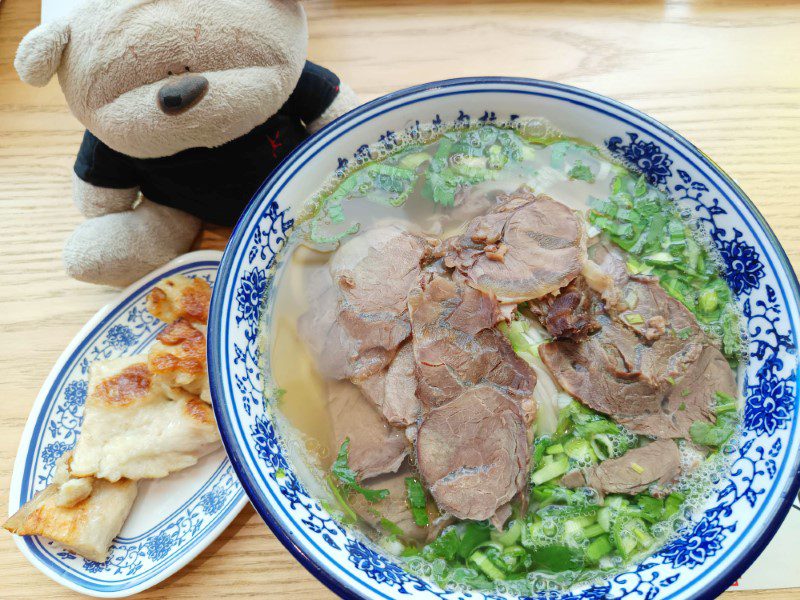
xmin=10 ymin=253 xmax=247 ymax=597
xmin=209 ymin=78 xmax=800 ymax=599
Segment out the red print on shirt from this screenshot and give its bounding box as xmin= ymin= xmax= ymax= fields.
xmin=267 ymin=130 xmax=282 ymax=159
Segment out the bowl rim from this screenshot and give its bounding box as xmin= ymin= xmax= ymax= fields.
xmin=208 ymin=76 xmax=800 ymax=600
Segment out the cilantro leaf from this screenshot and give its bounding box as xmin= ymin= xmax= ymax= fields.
xmin=424 ymin=528 xmax=460 ymax=561
xmin=567 ymin=161 xmax=596 ymax=183
xmin=380 ymin=517 xmax=405 ymax=538
xmin=331 ymin=439 xmax=389 ymax=503
xmin=690 ymin=390 xmax=739 ymax=448
xmin=405 ymin=477 xmax=430 ymax=526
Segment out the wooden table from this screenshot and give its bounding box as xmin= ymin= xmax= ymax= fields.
xmin=1 ymin=0 xmax=798 ymax=597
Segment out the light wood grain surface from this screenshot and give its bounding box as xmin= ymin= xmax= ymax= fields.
xmin=1 ymin=0 xmax=798 ymax=597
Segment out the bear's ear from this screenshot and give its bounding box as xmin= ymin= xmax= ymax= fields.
xmin=15 ymin=20 xmax=70 ymax=87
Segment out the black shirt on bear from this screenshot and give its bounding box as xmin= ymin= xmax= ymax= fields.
xmin=74 ymin=61 xmax=341 ymax=226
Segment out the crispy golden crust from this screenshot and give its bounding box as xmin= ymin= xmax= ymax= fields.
xmin=184 ymin=397 xmax=214 ymax=425
xmin=94 ymin=363 xmax=152 ymax=407
xmin=150 ymin=319 xmax=205 ymax=376
xmin=3 ymin=453 xmax=138 ymax=563
xmin=146 ymin=275 xmax=211 ymax=325
xmin=145 ymin=276 xmax=211 ymax=403
xmin=71 ymin=354 xmax=220 ymax=480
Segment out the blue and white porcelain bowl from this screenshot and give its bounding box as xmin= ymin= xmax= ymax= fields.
xmin=208 ymin=78 xmax=800 ymax=599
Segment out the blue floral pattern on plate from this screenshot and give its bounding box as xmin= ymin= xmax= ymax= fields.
xmin=210 ymin=79 xmax=800 ymax=600
xmin=10 ymin=253 xmax=247 ymax=597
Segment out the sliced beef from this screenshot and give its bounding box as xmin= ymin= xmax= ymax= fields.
xmin=540 ymin=315 xmax=735 ymax=438
xmin=620 ymin=344 xmax=735 ymax=439
xmin=358 ymin=342 xmax=421 ymax=427
xmin=298 ymin=282 xmax=363 ymax=380
xmin=529 ymin=276 xmax=600 ymax=341
xmin=327 ymin=380 xmax=407 ymax=481
xmin=333 ymin=225 xmax=436 ymax=377
xmin=416 ymin=385 xmax=528 ymax=521
xmin=349 ymin=462 xmax=445 ymax=543
xmin=490 ymin=503 xmax=514 ymax=531
xmin=561 ymin=440 xmax=682 ymax=496
xmin=299 ymin=225 xmax=433 ymax=380
xmin=589 ymin=241 xmax=702 ymax=344
xmin=443 ymin=189 xmax=585 ymax=301
xmin=613 ymin=276 xmax=701 ymax=343
xmin=540 ymin=328 xmax=662 ymax=431
xmin=589 ymin=241 xmax=630 ymax=289
xmin=407 ymin=273 xmax=536 ymax=421
xmin=540 ymin=238 xmax=736 ymax=439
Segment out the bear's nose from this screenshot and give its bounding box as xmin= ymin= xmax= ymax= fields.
xmin=157 ymin=74 xmax=209 ymax=115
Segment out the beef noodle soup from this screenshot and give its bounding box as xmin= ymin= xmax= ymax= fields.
xmin=266 ymin=121 xmax=744 ymax=593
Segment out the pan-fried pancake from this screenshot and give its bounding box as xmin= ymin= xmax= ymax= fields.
xmin=70 ymin=355 xmax=220 ymax=481
xmin=147 ymin=275 xmax=212 ymax=404
xmin=3 ymin=453 xmax=137 ymax=562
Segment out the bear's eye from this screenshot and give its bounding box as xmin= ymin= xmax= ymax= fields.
xmin=185 ymin=66 xmax=191 ymax=72
xmin=168 ymin=70 xmax=174 ymax=76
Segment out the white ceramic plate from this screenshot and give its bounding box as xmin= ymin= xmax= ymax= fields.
xmin=8 ymin=250 xmax=247 ymax=598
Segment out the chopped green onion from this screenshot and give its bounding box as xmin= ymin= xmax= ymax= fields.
xmin=597 ymin=507 xmax=612 ymax=532
xmin=633 ymin=526 xmax=654 ymax=547
xmin=585 ymin=534 xmax=614 ymax=563
xmin=500 ymin=544 xmax=527 ymax=572
xmin=668 ymin=221 xmax=686 ymax=242
xmin=532 ymin=437 xmax=550 ymax=467
xmin=583 ymin=523 xmax=606 ymax=539
xmin=576 ymin=419 xmax=620 ymax=436
xmin=468 ymin=550 xmax=506 ymax=581
xmin=564 ymin=437 xmax=597 ymax=464
xmin=612 ymin=175 xmax=624 ymax=195
xmin=590 ymin=434 xmax=615 ymax=461
xmin=492 ymin=520 xmax=523 ymax=547
xmin=643 ymin=251 xmax=678 ymax=266
xmin=546 ymin=444 xmax=565 ymax=455
xmin=634 ymin=175 xmax=647 ymax=197
xmin=397 ymin=151 xmax=430 ymax=170
xmin=611 ymin=516 xmax=651 ymax=559
xmin=624 ymin=312 xmax=645 ymax=325
xmin=698 ymin=288 xmax=719 ymax=314
xmin=531 ymin=453 xmax=570 ymax=485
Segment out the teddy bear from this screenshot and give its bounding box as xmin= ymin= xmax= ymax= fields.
xmin=14 ymin=0 xmax=359 ymax=287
